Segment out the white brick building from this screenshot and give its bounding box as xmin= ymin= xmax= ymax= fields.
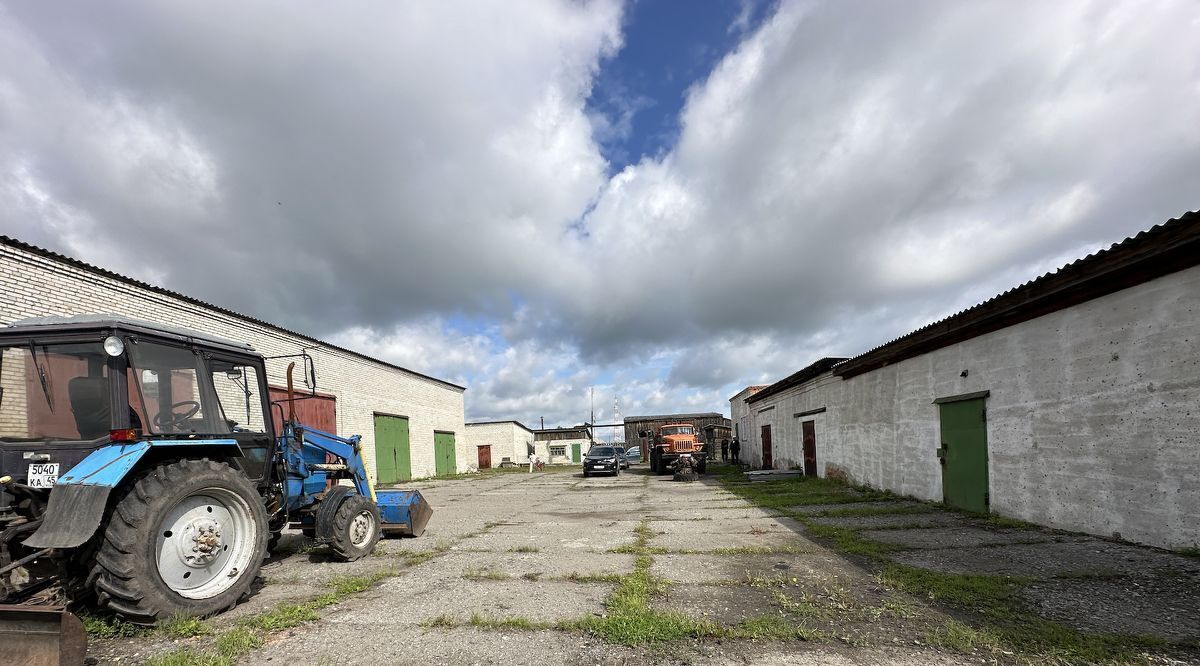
xmin=0 ymin=236 xmax=467 ymax=483
xmin=464 ymin=420 xmax=535 ymax=468
xmin=731 ymin=213 xmax=1200 ymax=550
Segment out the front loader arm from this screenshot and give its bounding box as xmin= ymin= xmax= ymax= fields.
xmin=285 ymin=423 xmax=375 ymax=501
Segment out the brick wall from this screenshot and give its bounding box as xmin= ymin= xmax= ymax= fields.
xmin=0 ymin=241 xmax=466 ymax=482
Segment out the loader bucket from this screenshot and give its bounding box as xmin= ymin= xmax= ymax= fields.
xmin=376 ymin=489 xmax=433 ymax=537
xmin=0 ymin=605 xmax=87 ymax=666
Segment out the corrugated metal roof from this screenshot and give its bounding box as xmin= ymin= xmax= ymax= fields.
xmin=836 ymin=210 xmax=1200 ymax=378
xmin=465 ymin=420 xmax=534 ymax=433
xmin=727 ymin=385 xmax=768 ymax=403
xmin=623 ymin=412 xmax=725 ymax=422
xmin=746 ymin=357 xmax=849 ymax=404
xmin=0 ymin=235 xmax=466 ymax=391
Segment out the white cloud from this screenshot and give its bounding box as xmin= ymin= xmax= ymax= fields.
xmin=3 ymin=0 xmax=1199 ymax=423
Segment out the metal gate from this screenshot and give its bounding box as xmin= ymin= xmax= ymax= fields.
xmin=570 ymin=443 xmax=582 ymax=464
xmin=476 ymin=445 xmax=492 ymax=470
xmin=760 ymin=425 xmax=773 ymax=469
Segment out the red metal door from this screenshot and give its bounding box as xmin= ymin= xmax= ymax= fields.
xmin=477 ymin=445 xmax=492 ymax=470
xmin=760 ymin=425 xmax=773 ymax=469
xmin=802 ymin=420 xmax=817 ymax=477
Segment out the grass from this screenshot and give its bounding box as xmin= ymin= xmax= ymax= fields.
xmin=81 ymin=611 xmax=142 ymax=639
xmin=729 ymin=614 xmax=824 ymax=641
xmin=877 ymin=563 xmax=1171 ymax=662
xmin=145 ymin=568 xmax=401 ymax=665
xmin=717 ymin=469 xmax=1193 ymax=663
xmin=157 ymin=615 xmax=212 ymax=639
xmin=924 ymin=619 xmax=1005 ymax=653
xmin=803 ymin=523 xmax=904 ymax=559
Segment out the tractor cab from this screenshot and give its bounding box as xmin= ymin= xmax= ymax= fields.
xmin=0 ymin=315 xmax=277 ymax=502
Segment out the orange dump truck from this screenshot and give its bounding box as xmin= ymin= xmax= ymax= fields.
xmin=646 ymin=423 xmax=707 ymax=475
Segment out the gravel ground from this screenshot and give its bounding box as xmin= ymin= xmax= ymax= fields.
xmin=86 ymin=465 xmax=1200 ymax=664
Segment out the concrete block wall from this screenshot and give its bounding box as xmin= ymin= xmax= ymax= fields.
xmin=741 ymin=265 xmax=1200 ymax=549
xmin=0 ymin=242 xmax=466 ymax=482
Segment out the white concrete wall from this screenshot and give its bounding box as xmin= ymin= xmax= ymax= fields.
xmin=729 ymin=387 xmax=761 ymax=464
xmin=540 ymin=437 xmax=588 ymax=465
xmin=741 ymin=266 xmax=1200 ymax=549
xmin=0 ymin=242 xmax=466 ymax=482
xmin=464 ymin=422 xmax=535 ymax=466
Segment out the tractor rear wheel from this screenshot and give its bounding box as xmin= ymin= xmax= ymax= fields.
xmin=327 ymin=494 xmax=381 ymax=562
xmin=93 ymin=459 xmax=268 ymax=624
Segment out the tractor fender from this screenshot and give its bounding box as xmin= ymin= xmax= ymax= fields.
xmin=23 ymin=439 xmax=244 ymax=550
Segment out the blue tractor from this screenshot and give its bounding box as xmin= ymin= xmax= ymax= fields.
xmin=0 ymin=316 xmax=431 ymax=657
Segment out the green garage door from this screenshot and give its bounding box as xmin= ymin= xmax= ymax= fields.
xmin=434 ymin=431 xmax=457 ymax=476
xmin=374 ymin=414 xmax=410 ymax=485
xmin=937 ymin=396 xmax=989 ymax=513
xmin=571 ymin=443 xmax=582 ymax=463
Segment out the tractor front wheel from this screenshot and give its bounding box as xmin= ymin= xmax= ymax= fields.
xmin=93 ymin=459 xmax=268 ymax=625
xmin=328 ymin=494 xmax=381 ymax=562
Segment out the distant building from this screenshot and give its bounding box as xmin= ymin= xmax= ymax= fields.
xmin=533 ymin=426 xmax=592 ymax=464
xmin=731 ymin=212 xmax=1200 ymax=550
xmin=728 ymin=386 xmax=767 ymax=458
xmin=623 ymin=413 xmax=731 ymax=461
xmin=464 ymin=420 xmax=535 ymax=469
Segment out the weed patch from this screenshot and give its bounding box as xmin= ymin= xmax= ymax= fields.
xmin=80 ymin=611 xmax=142 ymax=639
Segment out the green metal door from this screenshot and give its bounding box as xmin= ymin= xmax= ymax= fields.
xmin=571 ymin=443 xmax=581 ymax=463
xmin=373 ymin=415 xmax=410 ymax=484
xmin=434 ymin=431 xmax=457 ymax=476
xmin=937 ymin=397 xmax=989 ymax=513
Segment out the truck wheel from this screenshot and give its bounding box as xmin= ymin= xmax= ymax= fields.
xmin=696 ymin=459 xmax=707 ymax=474
xmin=650 ymin=449 xmax=659 ymax=474
xmin=328 ymin=494 xmax=381 ymax=562
xmin=93 ymin=459 xmax=268 ymax=624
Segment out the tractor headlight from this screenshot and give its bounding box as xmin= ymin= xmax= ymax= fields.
xmin=103 ymin=335 xmax=125 ymax=357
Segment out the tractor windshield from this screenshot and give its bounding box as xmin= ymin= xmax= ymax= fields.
xmin=0 ymin=342 xmax=113 ymax=441
xmin=660 ymin=426 xmax=694 ymax=436
xmin=128 ymin=341 xmax=230 ymax=436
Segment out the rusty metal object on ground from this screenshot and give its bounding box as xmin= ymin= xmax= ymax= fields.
xmin=0 ymin=604 xmax=88 ymax=666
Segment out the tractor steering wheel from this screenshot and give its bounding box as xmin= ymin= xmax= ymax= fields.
xmin=153 ymin=400 xmax=202 ymax=430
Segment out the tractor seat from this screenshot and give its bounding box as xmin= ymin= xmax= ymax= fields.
xmin=68 ymin=376 xmax=111 ymax=440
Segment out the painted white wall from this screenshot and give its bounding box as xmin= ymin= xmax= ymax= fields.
xmin=742 ymin=265 xmax=1200 ymax=549
xmin=0 ymin=242 xmax=467 ymax=482
xmin=464 ymin=422 xmax=535 ymax=467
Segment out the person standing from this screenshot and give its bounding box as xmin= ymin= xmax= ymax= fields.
xmin=721 ymin=438 xmax=729 ymax=462
xmin=730 ymin=437 xmax=741 ymax=464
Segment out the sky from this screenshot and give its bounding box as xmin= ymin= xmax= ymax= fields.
xmin=1 ymin=1 xmax=1198 ymax=432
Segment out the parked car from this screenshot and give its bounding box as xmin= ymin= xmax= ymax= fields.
xmin=624 ymin=446 xmax=641 ymax=463
xmin=583 ymin=446 xmax=621 ymax=477
xmin=613 ymin=446 xmax=631 ymax=469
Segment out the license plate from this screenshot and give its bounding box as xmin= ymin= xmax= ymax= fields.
xmin=26 ymin=463 xmax=59 ymax=488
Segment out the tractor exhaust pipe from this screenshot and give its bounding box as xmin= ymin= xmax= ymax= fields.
xmin=0 ymin=605 xmax=88 ymax=666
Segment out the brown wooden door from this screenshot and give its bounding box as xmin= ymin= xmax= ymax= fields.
xmin=269 ymin=387 xmax=337 ymax=435
xmin=802 ymin=420 xmax=817 ymax=477
xmin=760 ymin=425 xmax=773 ymax=469
xmin=477 ymin=445 xmax=492 ymax=470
